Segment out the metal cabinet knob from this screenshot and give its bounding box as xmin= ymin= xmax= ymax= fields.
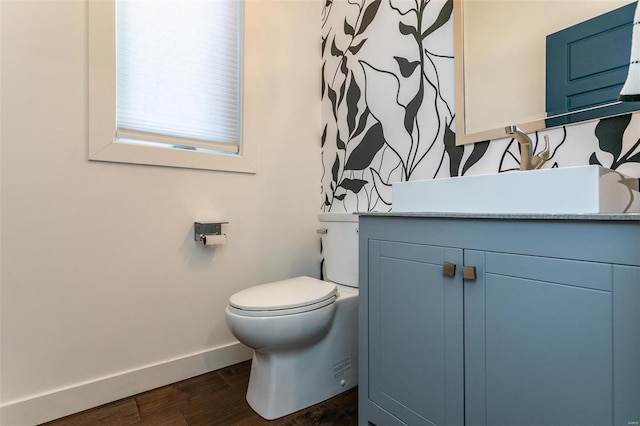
xmin=443 ymin=262 xmax=456 ymax=278
xmin=463 ymin=266 xmax=477 ymax=281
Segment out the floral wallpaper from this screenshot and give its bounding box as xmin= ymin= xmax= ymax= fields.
xmin=320 ymin=0 xmax=640 ymax=213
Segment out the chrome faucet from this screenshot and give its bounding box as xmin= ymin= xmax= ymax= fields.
xmin=505 ymin=126 xmax=551 ymax=171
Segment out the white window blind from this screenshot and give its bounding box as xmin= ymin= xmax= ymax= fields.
xmin=116 ymin=0 xmax=241 ymax=153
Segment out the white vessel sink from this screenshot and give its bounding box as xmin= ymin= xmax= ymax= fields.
xmin=392 ymin=166 xmax=640 ymax=214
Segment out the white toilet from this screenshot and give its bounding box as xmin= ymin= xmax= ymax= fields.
xmin=225 ymin=212 xmax=359 ymax=420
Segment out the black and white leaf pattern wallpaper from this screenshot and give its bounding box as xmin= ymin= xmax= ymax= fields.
xmin=321 ymin=0 xmax=640 ymax=212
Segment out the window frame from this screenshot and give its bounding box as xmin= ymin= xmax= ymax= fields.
xmin=88 ymin=0 xmax=256 ymax=173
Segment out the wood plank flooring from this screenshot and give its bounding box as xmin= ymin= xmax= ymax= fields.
xmin=40 ymin=361 xmax=358 ymax=425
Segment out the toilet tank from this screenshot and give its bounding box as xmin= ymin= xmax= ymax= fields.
xmin=318 ymin=212 xmax=359 ymax=288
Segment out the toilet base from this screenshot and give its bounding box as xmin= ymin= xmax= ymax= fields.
xmin=245 ymin=287 xmax=358 ymax=420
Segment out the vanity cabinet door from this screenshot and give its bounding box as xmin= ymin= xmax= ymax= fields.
xmin=465 ymin=251 xmax=615 ymax=426
xmin=613 ymin=265 xmax=640 ymax=426
xmin=366 ymin=240 xmax=464 ymax=426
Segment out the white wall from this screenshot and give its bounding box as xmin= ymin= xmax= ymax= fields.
xmin=0 ymin=1 xmax=321 ymax=424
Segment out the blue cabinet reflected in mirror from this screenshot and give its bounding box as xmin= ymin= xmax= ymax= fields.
xmin=546 ymin=2 xmax=640 ymax=127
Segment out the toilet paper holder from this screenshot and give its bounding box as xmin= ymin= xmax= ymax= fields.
xmin=194 ymin=222 xmax=228 ymax=242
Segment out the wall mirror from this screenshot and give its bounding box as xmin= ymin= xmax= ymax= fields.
xmin=454 ymin=0 xmax=638 ymax=146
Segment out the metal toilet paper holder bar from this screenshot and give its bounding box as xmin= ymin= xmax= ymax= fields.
xmin=194 ymin=222 xmax=228 ymax=243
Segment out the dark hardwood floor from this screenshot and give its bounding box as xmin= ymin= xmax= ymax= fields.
xmin=40 ymin=361 xmax=358 ymax=425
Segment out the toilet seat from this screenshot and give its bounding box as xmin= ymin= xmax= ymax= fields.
xmin=228 ymin=276 xmax=337 ymax=317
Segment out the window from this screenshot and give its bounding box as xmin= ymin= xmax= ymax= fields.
xmin=88 ymin=0 xmax=255 ymax=173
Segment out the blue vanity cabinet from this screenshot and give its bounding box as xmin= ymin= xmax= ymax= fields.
xmin=358 ymin=215 xmax=640 ymax=426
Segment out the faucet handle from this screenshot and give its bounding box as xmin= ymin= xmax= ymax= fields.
xmin=537 ymin=135 xmax=551 ymax=161
xmin=530 ymin=135 xmax=551 ymax=170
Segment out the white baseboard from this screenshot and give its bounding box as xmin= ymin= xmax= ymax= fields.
xmin=0 ymin=342 xmax=253 ymax=426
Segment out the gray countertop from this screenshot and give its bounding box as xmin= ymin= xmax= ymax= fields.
xmin=355 ymin=211 xmax=640 ymax=221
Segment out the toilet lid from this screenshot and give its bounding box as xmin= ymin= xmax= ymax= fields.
xmin=229 ymin=276 xmax=337 ymax=312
